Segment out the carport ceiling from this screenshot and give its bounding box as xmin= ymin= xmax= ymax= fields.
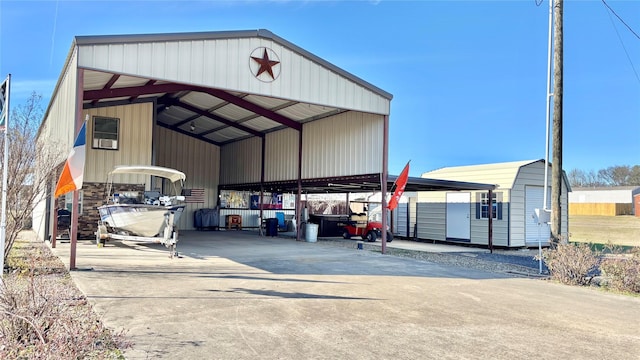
xmin=82 ymin=70 xmax=345 ymax=146
xmin=82 ymin=70 xmax=496 ymax=195
xmin=218 ymin=173 xmax=496 ymax=194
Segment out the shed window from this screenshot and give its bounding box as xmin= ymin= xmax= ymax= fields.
xmin=92 ymin=116 xmax=119 ymax=150
xmin=476 ymin=192 xmax=503 ymax=220
xmin=480 ymin=193 xmax=497 ymax=219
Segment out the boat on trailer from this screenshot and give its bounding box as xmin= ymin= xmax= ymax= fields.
xmin=96 ymin=165 xmax=186 ymax=257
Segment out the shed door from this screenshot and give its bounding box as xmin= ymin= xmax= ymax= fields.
xmin=446 ymin=192 xmax=470 ymax=241
xmin=525 ymin=186 xmax=551 ymax=245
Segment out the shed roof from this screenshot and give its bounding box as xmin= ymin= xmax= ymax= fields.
xmin=421 ymin=160 xmax=542 ymax=190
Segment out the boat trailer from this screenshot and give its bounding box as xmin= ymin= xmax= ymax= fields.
xmin=95 ymin=211 xmax=180 ymax=258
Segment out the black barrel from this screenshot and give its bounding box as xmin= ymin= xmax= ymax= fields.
xmin=265 ymin=218 xmax=278 ymax=237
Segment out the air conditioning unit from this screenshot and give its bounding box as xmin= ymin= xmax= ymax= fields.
xmin=93 ymin=138 xmax=118 ymax=150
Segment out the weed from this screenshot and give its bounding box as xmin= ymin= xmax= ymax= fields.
xmin=540 ymin=242 xmax=600 ymax=286
xmin=0 ymin=236 xmax=132 ymax=359
xmin=599 ymin=245 xmax=640 ymax=294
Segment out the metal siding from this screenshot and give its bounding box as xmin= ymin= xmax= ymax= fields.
xmin=220 ymin=137 xmax=262 ymax=184
xmin=569 ymin=189 xmax=634 ymax=203
xmin=77 ymin=37 xmax=390 ymax=115
xmin=83 ymin=103 xmax=154 ymax=184
xmin=302 ymin=112 xmax=383 ymax=178
xmin=419 ymin=189 xmax=511 ymax=246
xmin=40 ymin=50 xmax=79 ymax=158
xmin=416 ymin=202 xmax=446 ymax=241
xmin=394 ymin=203 xmax=409 ymax=237
xmin=510 ymin=183 xmax=527 ymax=247
xmin=154 ymin=126 xmax=221 ymax=231
xmin=525 ymin=186 xmax=552 ymax=246
xmin=469 ymin=203 xmax=510 ymax=247
xmin=34 ymin=49 xmax=79 ymax=241
xmin=265 ymin=128 xmax=298 ymax=182
xmin=219 ymin=209 xmax=296 ymax=229
xmin=511 ymin=162 xmax=550 ymax=247
xmin=409 ymin=197 xmax=417 ymax=238
xmin=122 ymin=44 xmax=139 ymax=74
xmin=32 ymin=186 xmax=48 ymax=241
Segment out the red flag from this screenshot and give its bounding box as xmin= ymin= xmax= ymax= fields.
xmin=388 ymin=161 xmax=410 ymax=210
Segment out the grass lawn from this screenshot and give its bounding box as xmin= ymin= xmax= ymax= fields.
xmin=569 ymin=215 xmax=640 ymax=248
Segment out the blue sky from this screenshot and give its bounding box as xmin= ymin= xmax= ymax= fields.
xmin=1 ymin=0 xmax=638 ymax=176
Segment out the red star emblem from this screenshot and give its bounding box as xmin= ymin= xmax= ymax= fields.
xmin=251 ymin=49 xmax=280 ymax=80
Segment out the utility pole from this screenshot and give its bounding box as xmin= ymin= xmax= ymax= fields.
xmin=551 ymin=0 xmax=564 ymax=242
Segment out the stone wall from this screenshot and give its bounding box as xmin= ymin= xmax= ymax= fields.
xmin=72 ymin=182 xmax=145 ymax=239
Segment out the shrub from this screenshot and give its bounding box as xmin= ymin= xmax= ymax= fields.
xmin=541 ymin=242 xmax=600 ymax=286
xmin=599 ymin=247 xmax=640 ymax=294
xmin=0 ymin=238 xmax=131 ymax=359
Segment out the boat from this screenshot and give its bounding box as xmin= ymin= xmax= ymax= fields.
xmin=96 ymin=165 xmax=187 ymax=256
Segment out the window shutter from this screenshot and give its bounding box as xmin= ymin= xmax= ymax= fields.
xmin=497 ymin=202 xmax=503 ymax=220
xmin=475 ymin=202 xmax=481 ymax=219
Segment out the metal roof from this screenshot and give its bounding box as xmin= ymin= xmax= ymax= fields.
xmin=422 ymin=159 xmax=541 ymax=189
xmin=75 ymin=29 xmax=392 ymax=147
xmin=423 ymin=159 xmax=572 ymax=192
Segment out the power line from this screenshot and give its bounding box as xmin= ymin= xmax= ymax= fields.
xmin=601 ymin=0 xmax=640 ymax=41
xmin=602 ymin=0 xmax=640 ymax=84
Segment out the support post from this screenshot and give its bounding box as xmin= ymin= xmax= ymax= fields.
xmin=381 ymin=115 xmax=389 ymax=254
xmin=488 ymin=189 xmax=493 ymax=253
xmin=296 ymin=127 xmax=303 ymax=242
xmin=69 ymin=68 xmax=84 ymax=270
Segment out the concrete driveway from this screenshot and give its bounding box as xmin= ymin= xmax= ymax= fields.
xmin=51 ymin=230 xmax=640 ymax=360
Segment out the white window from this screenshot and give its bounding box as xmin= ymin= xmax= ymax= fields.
xmin=480 ymin=192 xmax=497 ymax=219
xmin=477 ymin=192 xmax=503 ymax=220
xmin=92 ymin=116 xmax=119 ymax=150
xmin=64 ymin=191 xmax=83 ymax=215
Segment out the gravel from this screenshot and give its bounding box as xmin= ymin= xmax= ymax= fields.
xmin=316 ymin=238 xmax=550 ymax=278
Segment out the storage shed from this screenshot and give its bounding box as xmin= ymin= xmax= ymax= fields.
xmin=31 ymin=29 xmax=396 ymax=243
xmin=417 ymin=160 xmax=571 ymax=247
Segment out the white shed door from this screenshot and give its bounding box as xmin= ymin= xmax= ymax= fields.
xmin=446 ymin=192 xmax=470 ymax=240
xmin=525 ymin=186 xmax=551 ymax=245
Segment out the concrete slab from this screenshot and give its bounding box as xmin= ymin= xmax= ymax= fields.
xmin=50 ymin=230 xmax=640 ymax=360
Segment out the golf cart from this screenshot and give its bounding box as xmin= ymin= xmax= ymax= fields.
xmin=342 ymin=199 xmax=393 ymax=242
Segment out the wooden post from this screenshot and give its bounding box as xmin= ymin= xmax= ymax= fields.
xmin=551 ymin=0 xmax=563 ymax=242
